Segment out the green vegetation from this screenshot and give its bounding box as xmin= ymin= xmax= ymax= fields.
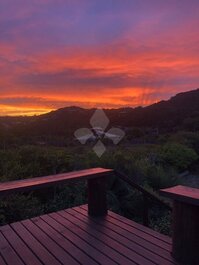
xmin=160 ymin=143 xmax=198 ymax=171
xmin=0 ymin=131 xmax=199 ymax=236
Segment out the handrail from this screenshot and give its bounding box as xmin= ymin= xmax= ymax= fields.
xmin=0 ymin=168 xmax=113 ymax=196
xmin=115 ymin=171 xmax=172 ymax=226
xmin=0 ymin=168 xmax=114 ymax=217
xmin=0 ymin=168 xmax=172 ymax=222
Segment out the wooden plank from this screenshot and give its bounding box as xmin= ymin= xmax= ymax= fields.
xmin=85 ymin=204 xmax=171 ymax=244
xmin=109 ymin=210 xmax=171 ymax=244
xmin=61 ymin=209 xmax=177 ymax=265
xmin=0 ymin=231 xmax=24 ymax=265
xmin=22 ymin=219 xmax=79 ymax=265
xmin=160 ymin=185 xmax=199 ymax=206
xmin=81 ymin=204 xmax=172 ymax=244
xmin=49 ymin=211 xmax=135 ymax=265
xmin=0 ymin=254 xmax=6 ymax=265
xmin=38 ymin=213 xmax=117 ymax=265
xmin=0 ymin=225 xmax=42 ymax=265
xmin=69 ymin=208 xmax=177 ymax=265
xmin=31 ymin=216 xmax=99 ymax=265
xmin=101 ymin=214 xmax=171 ymax=251
xmin=0 ymin=168 xmax=113 ymax=196
xmin=11 ymin=222 xmax=61 ymax=265
xmin=79 ymin=206 xmax=171 ymax=251
xmin=54 ymin=210 xmax=157 ymax=265
xmin=75 ymin=207 xmax=173 ymax=257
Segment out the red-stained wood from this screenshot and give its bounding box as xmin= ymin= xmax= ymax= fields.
xmin=49 ymin=211 xmax=136 ymax=265
xmin=72 ymin=206 xmax=174 ymax=255
xmin=0 ymin=225 xmax=42 ymax=265
xmin=32 ymin=215 xmax=121 ymax=265
xmin=31 ymin=216 xmax=98 ymax=265
xmin=0 ymin=255 xmax=6 ymax=265
xmin=88 ymin=176 xmax=107 ymax=216
xmin=39 ymin=214 xmax=114 ymax=265
xmin=160 ymin=185 xmax=199 ymax=265
xmin=21 ymin=219 xmax=80 ymax=265
xmin=0 ymin=168 xmax=112 ymax=217
xmin=77 ymin=206 xmax=174 ymax=255
xmin=160 ymin=185 xmax=199 ymax=206
xmin=0 ymin=205 xmax=182 ymax=265
xmin=0 ymin=231 xmax=24 ymax=265
xmin=172 ymin=201 xmax=199 ymax=265
xmin=11 ymin=222 xmax=61 ymax=265
xmin=0 ymin=168 xmax=113 ymax=196
xmin=63 ymin=208 xmax=176 ymax=265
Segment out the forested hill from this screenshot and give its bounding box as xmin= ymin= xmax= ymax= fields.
xmin=0 ymin=88 xmax=199 ymax=137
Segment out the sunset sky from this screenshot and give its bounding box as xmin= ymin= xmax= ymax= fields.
xmin=0 ymin=0 xmax=199 ymax=116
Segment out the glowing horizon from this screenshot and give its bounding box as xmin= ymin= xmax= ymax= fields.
xmin=0 ymin=0 xmax=199 ymax=116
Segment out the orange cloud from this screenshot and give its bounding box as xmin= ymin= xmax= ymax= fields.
xmin=1 ymin=0 xmax=199 ymax=115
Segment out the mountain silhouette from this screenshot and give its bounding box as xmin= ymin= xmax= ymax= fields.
xmin=0 ymin=88 xmax=199 ymax=137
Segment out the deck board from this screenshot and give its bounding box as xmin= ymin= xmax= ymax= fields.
xmin=71 ymin=207 xmax=177 ymax=265
xmin=22 ymin=219 xmax=79 ymax=265
xmin=80 ymin=205 xmax=171 ymax=244
xmin=0 ymin=225 xmax=42 ymax=265
xmin=11 ymin=222 xmax=61 ymax=265
xmin=78 ymin=206 xmax=171 ymax=251
xmin=32 ymin=216 xmax=97 ymax=265
xmin=0 ymin=254 xmax=6 ymax=265
xmin=0 ymin=231 xmax=24 ymax=265
xmin=0 ymin=205 xmax=181 ymax=265
xmin=40 ymin=214 xmax=116 ymax=265
xmin=52 ymin=211 xmax=137 ymax=265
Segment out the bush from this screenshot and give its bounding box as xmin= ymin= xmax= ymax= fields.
xmin=150 ymin=210 xmax=171 ymax=236
xmin=0 ymin=194 xmax=43 ymax=225
xmin=160 ymin=143 xmax=198 ymax=171
xmin=144 ymin=165 xmax=178 ymax=190
xmin=169 ymin=131 xmax=199 ymax=155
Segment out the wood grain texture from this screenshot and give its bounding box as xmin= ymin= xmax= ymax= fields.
xmin=88 ymin=176 xmax=107 ymax=216
xmin=0 ymin=168 xmax=113 ymax=196
xmin=160 ymin=185 xmax=199 ymax=206
xmin=0 ymin=205 xmax=182 ymax=265
xmin=160 ymin=185 xmax=199 ymax=264
xmin=172 ymin=201 xmax=199 ymax=265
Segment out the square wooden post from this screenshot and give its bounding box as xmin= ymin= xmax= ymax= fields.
xmin=88 ymin=176 xmax=108 ymax=217
xmin=160 ymin=185 xmax=199 ymax=265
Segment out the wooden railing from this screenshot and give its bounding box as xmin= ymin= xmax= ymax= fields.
xmin=116 ymin=172 xmax=199 ymax=264
xmin=0 ymin=168 xmax=114 ymax=217
xmin=0 ymin=167 xmax=198 ymax=264
xmin=115 ymin=171 xmax=172 ymax=226
xmin=160 ymin=185 xmax=199 ymax=264
xmin=0 ymin=167 xmax=172 ymax=222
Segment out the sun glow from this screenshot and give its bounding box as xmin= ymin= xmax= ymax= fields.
xmin=0 ymin=0 xmax=199 ymax=116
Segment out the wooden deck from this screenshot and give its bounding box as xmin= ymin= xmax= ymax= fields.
xmin=0 ymin=205 xmax=179 ymax=265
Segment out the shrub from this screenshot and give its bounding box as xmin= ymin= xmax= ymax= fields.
xmin=0 ymin=194 xmax=43 ymax=225
xmin=169 ymin=131 xmax=199 ymax=155
xmin=144 ymin=165 xmax=178 ymax=190
xmin=160 ymin=143 xmax=198 ymax=171
xmin=150 ymin=210 xmax=171 ymax=236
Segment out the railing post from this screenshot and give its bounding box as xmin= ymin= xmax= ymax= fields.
xmin=88 ymin=176 xmax=108 ymax=217
xmin=160 ymin=185 xmax=199 ymax=265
